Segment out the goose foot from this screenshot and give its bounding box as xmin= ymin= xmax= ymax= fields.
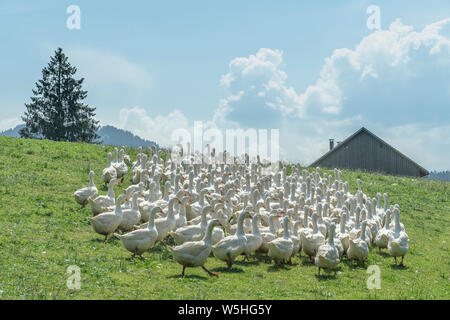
xmin=202 ymin=266 xmax=219 ymax=277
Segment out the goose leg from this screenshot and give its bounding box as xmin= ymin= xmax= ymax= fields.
xmin=255 ymin=252 xmax=261 ymax=261
xmin=104 ymin=235 xmax=108 ymax=242
xmin=181 ymin=266 xmax=186 ymax=277
xmin=318 ymin=267 xmax=321 ymax=276
xmin=202 ymin=266 xmax=219 ymax=277
xmin=226 ymin=253 xmax=232 ymax=270
xmin=394 ymin=256 xmax=397 ymax=265
xmin=400 ymin=256 xmax=404 ymax=267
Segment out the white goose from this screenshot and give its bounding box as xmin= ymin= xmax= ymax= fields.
xmin=212 ymin=210 xmax=251 ymax=269
xmin=257 ymin=210 xmax=280 ymax=253
xmin=118 ymin=192 xmax=141 ymax=232
xmin=101 ymin=152 xmax=117 ymax=185
xmin=170 ymin=206 xmax=212 ymax=245
xmin=88 ymin=178 xmax=118 ymax=216
xmin=336 ymin=212 xmax=350 ymax=253
xmin=301 ymin=213 xmax=325 ymax=262
xmin=166 ymin=219 xmax=221 ymax=277
xmin=267 ymin=216 xmax=294 ymax=265
xmin=375 ymin=209 xmax=393 ymax=253
xmin=315 ymin=224 xmax=340 ymax=275
xmin=115 ymin=206 xmax=161 ymax=258
xmin=347 ymin=221 xmax=369 ymax=263
xmin=242 ymin=213 xmax=263 ymax=260
xmin=73 ymin=170 xmax=98 ymax=207
xmin=88 ymin=194 xmax=125 ymax=241
xmin=388 ymin=208 xmax=409 ymax=266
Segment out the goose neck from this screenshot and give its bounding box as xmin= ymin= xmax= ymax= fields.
xmin=252 ymin=217 xmax=261 ymax=237
xmin=283 ymin=219 xmax=290 ymax=239
xmin=107 ymin=182 xmax=115 ymax=198
xmin=236 ymin=213 xmax=247 ymax=236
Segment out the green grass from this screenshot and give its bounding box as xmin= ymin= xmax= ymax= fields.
xmin=0 ymin=136 xmax=448 ymax=300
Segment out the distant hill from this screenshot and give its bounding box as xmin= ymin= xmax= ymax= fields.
xmin=0 ymin=124 xmax=24 ymax=138
xmin=97 ymin=125 xmax=159 ymax=148
xmin=0 ymin=124 xmax=159 ymax=149
xmin=424 ymin=170 xmax=450 ymax=182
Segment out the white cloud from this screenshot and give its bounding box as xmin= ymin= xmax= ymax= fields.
xmin=214 ymin=48 xmax=304 ymax=127
xmin=114 ymin=106 xmax=189 ymax=147
xmin=0 ymin=117 xmax=21 ymax=131
xmin=300 ymin=18 xmax=450 ymax=118
xmin=211 ymin=18 xmax=450 ymax=170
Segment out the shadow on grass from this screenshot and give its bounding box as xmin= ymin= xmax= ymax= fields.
xmin=90 ymin=237 xmax=120 ymax=244
xmin=390 ymin=263 xmax=409 ymax=270
xmin=233 ymin=259 xmax=260 ymax=266
xmin=211 ymin=266 xmax=244 ymax=274
xmin=299 ymin=256 xmax=315 ymax=266
xmin=315 ymin=273 xmax=338 ymax=281
xmin=343 ymin=259 xmax=367 ymax=270
xmin=377 ymin=251 xmax=390 ymax=258
xmin=267 ymin=263 xmax=291 ymax=272
xmin=167 ymin=274 xmax=209 ymax=280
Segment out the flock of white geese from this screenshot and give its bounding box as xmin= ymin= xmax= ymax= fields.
xmin=74 ymin=145 xmax=409 ymax=277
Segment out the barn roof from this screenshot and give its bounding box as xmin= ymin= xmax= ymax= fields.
xmin=309 ymin=127 xmax=429 ymax=176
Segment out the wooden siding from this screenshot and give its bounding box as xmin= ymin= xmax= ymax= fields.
xmin=311 ymin=129 xmax=428 ymax=177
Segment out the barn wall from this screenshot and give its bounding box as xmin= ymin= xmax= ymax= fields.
xmin=316 ymin=132 xmax=423 ymax=177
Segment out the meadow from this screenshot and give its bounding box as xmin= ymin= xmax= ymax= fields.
xmin=0 ymin=136 xmax=448 ymax=299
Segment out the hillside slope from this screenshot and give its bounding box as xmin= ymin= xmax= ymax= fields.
xmin=0 ymin=124 xmax=159 ymax=148
xmin=0 ymin=136 xmax=448 ymax=299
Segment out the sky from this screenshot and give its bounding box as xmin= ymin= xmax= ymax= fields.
xmin=0 ymin=0 xmax=449 ymax=170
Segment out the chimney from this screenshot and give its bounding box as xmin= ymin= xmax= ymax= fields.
xmin=329 ymin=139 xmax=334 ymax=150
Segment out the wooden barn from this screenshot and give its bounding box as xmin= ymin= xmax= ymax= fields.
xmin=309 ymin=127 xmax=429 ymax=177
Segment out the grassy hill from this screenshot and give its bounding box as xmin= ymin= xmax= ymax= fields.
xmin=0 ymin=136 xmax=448 ymax=300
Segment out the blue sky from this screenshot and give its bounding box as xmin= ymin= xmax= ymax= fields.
xmin=1 ymin=0 xmax=449 ymax=170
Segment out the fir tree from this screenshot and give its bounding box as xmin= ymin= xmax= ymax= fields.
xmin=20 ymin=48 xmax=100 ymax=143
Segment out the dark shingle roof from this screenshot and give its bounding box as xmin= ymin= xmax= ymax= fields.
xmin=309 ymin=127 xmax=429 ymax=176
